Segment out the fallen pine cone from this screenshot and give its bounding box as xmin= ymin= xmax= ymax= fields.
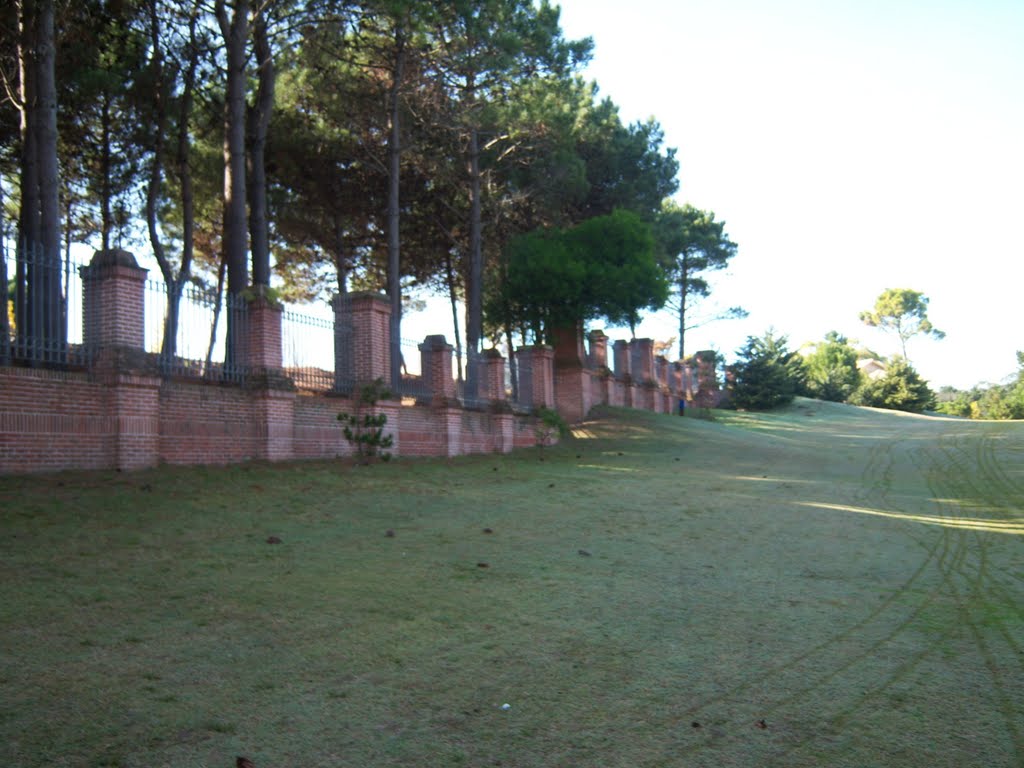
xmin=266 ymin=536 xmax=282 ymax=545
xmin=755 ymin=719 xmax=768 ymax=729
xmin=237 ymin=757 xmax=255 ymax=768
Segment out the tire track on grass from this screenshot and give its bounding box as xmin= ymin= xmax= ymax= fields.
xmin=671 ymin=421 xmax=1022 ymax=765
xmin=765 ymin=430 xmax=1009 ymax=766
xmin=925 ymin=434 xmax=1024 ymax=628
xmin=913 ymin=434 xmax=1023 ymax=761
xmin=670 ymin=432 xmax=964 ymax=762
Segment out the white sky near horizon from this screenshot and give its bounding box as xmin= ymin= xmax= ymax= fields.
xmin=540 ymin=0 xmax=1024 ymax=390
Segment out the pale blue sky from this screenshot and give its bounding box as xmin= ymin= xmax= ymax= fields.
xmin=552 ymin=0 xmax=1024 ymax=388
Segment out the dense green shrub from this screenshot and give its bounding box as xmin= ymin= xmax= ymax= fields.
xmin=729 ymin=331 xmax=805 ymax=411
xmin=850 ymin=358 xmax=935 ymax=413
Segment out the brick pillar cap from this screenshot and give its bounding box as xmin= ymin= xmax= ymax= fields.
xmin=347 ymin=290 xmax=389 ymax=302
xmin=481 ymin=347 xmax=504 ymax=359
xmin=518 ymin=344 xmax=554 ymax=352
xmin=89 ymin=248 xmax=141 ymax=269
xmin=419 ymin=334 xmax=452 ymax=351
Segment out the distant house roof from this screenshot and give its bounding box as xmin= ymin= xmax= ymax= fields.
xmin=857 ymin=358 xmax=887 ymax=380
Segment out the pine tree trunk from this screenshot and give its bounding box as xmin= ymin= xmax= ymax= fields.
xmin=216 ymin=0 xmax=250 ymax=372
xmin=16 ymin=0 xmax=36 ymax=355
xmin=386 ymin=29 xmax=406 ymax=392
xmin=0 ymin=176 xmax=9 ymax=363
xmin=465 ymin=120 xmax=482 ymax=400
xmin=247 ymin=7 xmax=274 ymax=288
xmin=23 ymin=0 xmax=63 ymax=361
xmin=678 ymin=274 xmax=687 ymax=362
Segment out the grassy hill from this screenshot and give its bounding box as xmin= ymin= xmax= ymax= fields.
xmin=1 ymin=399 xmax=1021 ymax=767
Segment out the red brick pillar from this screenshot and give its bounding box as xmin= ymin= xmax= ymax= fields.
xmin=244 ymin=292 xmax=284 ymax=374
xmin=587 ymin=329 xmax=609 ymax=370
xmin=348 ymin=292 xmax=391 ymax=385
xmin=609 ymin=340 xmax=628 ymax=407
xmin=492 ymin=412 xmax=515 ymax=454
xmin=104 ymin=372 xmax=160 ymax=471
xmin=630 ymin=338 xmax=655 ymax=384
xmin=695 ymin=350 xmax=720 ymax=408
xmin=670 ymin=362 xmax=683 ymax=398
xmin=655 ymin=356 xmax=669 ymax=413
xmin=682 ymin=360 xmax=697 ymax=399
xmin=418 ymin=334 xmax=457 ymax=404
xmin=252 ymin=387 xmax=295 ymax=461
xmin=629 ymin=338 xmax=655 ymax=411
xmin=586 ymin=330 xmax=611 ymax=406
xmin=80 ymin=250 xmax=161 ymax=470
xmin=515 ymin=345 xmax=554 ymax=410
xmin=81 ymin=249 xmax=147 ymax=351
xmin=480 ymin=348 xmax=507 ymax=403
xmin=241 ymin=291 xmax=295 ymax=461
xmin=613 ymin=339 xmax=630 ymax=381
xmin=331 ymin=294 xmax=354 ymax=391
xmin=553 ymin=323 xmax=593 ymax=424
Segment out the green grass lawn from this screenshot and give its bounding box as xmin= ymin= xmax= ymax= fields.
xmin=1 ymin=400 xmax=1022 ymax=767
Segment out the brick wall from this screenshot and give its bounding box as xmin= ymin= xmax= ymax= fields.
xmin=0 ymin=369 xmax=541 ymax=474
xmin=0 ymin=368 xmax=114 ymax=473
xmin=159 ymin=381 xmax=261 ymax=464
xmin=2 ymin=260 xmax=721 ymax=474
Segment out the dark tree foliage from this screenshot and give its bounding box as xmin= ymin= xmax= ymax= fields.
xmin=729 ymin=330 xmax=806 ymax=411
xmin=488 ymin=209 xmax=666 ymax=344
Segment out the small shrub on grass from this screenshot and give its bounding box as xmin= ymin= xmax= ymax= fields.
xmin=338 ymin=379 xmax=394 ymax=463
xmin=534 ymin=406 xmax=569 ymax=459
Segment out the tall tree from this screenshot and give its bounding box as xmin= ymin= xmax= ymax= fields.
xmin=431 ymin=0 xmax=590 ymax=395
xmin=214 ymin=0 xmax=249 ymax=300
xmin=246 ymin=0 xmax=279 ymax=289
xmin=859 ymin=288 xmax=944 ymax=360
xmin=354 ymin=0 xmax=435 ymax=389
xmin=654 ymin=201 xmax=741 ymax=360
xmin=141 ymin=0 xmax=206 ymax=362
xmin=65 ymin=0 xmax=146 ymax=253
xmin=15 ymin=0 xmax=62 ymax=361
xmin=268 ymin=8 xmax=376 ymax=299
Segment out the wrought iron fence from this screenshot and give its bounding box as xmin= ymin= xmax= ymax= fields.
xmin=144 ymin=276 xmax=250 ymax=382
xmin=282 ymin=305 xmax=337 ymax=392
xmin=1 ymin=243 xmax=87 ymax=368
xmin=395 ymin=336 xmax=429 ymax=400
xmin=2 ymin=245 xmax=527 ymax=410
xmin=1 ymin=246 xmax=326 ymax=386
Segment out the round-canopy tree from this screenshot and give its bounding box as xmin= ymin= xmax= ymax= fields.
xmin=488 ymin=208 xmax=668 ymax=344
xmin=859 ymin=288 xmax=944 ymax=360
